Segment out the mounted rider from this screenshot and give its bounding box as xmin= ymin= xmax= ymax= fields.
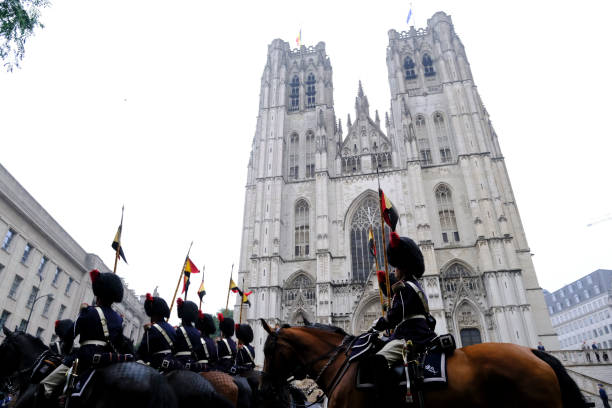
xmin=216 ymin=313 xmax=237 ymax=373
xmin=39 ymin=269 xmax=127 ymax=399
xmin=50 ymin=319 xmax=74 ymax=356
xmin=195 ymin=311 xmax=218 ymax=371
xmin=367 ymin=231 xmax=437 ymax=376
xmin=234 ymin=323 xmax=255 ymax=374
xmin=136 ymin=293 xmax=177 ymax=370
xmin=173 ymin=298 xmax=207 ymax=371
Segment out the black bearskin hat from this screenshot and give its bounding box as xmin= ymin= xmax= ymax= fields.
xmin=196 ymin=311 xmax=216 ymax=336
xmin=54 ymin=319 xmax=73 ymax=339
xmin=235 ymin=323 xmax=254 ymax=344
xmin=90 ymin=270 xmax=124 ymax=303
xmin=217 ymin=313 xmax=235 ymax=337
xmin=144 ymin=293 xmax=170 ymax=319
xmin=386 ymin=232 xmax=425 ymax=278
xmin=176 ymin=298 xmax=198 ymax=324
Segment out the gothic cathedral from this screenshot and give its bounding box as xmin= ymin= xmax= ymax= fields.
xmin=237 ymin=11 xmax=557 ymax=363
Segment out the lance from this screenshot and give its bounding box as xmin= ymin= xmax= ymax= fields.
xmin=169 ymin=241 xmax=193 ymax=317
xmin=225 ymin=264 xmax=234 ymax=313
xmin=239 ymin=276 xmax=245 ymax=324
xmin=112 ymin=206 xmax=124 ymax=274
xmin=198 ymin=265 xmax=205 ymax=310
xmin=376 ymin=165 xmax=392 ymax=311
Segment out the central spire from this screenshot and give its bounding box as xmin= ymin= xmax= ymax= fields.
xmin=355 ymin=80 xmax=369 ymax=119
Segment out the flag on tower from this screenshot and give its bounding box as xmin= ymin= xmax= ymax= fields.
xmin=406 ymin=5 xmax=413 ymax=25
xmin=379 ymin=189 xmax=399 ymax=231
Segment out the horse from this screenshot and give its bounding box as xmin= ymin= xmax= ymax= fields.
xmin=0 ymin=326 xmax=177 ymax=408
xmin=257 ymin=319 xmax=589 ymax=408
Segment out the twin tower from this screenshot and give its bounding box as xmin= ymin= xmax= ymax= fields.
xmin=237 ymin=11 xmax=556 ymax=363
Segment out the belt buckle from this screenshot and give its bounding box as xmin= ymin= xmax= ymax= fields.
xmin=185 ymin=363 xmax=191 ymax=370
xmin=161 ymin=360 xmax=169 ymax=369
xmin=92 ymin=354 xmax=101 ymax=365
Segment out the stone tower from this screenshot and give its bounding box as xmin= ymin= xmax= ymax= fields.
xmin=238 ymin=13 xmax=558 ymax=365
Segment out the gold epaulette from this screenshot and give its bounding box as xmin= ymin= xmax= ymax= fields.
xmin=392 ymin=280 xmax=405 ymax=294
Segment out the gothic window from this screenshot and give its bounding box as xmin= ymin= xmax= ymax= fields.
xmin=349 ymin=196 xmax=389 ymax=282
xmin=295 ymin=200 xmax=309 ymax=257
xmin=434 ymin=112 xmax=452 ymax=163
xmin=305 ymin=131 xmax=315 ymax=178
xmin=415 ymin=115 xmax=432 ymax=166
xmin=436 ymin=184 xmax=459 ymax=243
xmin=460 ymin=328 xmax=482 ymax=346
xmin=404 ymin=56 xmax=416 ymax=80
xmin=423 ymin=53 xmax=435 ymax=77
xmin=372 ymin=152 xmax=392 ymax=170
xmin=283 ymin=274 xmax=315 ymax=306
xmin=289 ymin=75 xmax=300 ymax=112
xmin=342 ymin=156 xmax=361 ymax=174
xmin=440 ymin=263 xmax=481 ymax=297
xmin=288 ymin=133 xmax=299 ymax=180
xmin=305 ymin=73 xmax=316 ymax=108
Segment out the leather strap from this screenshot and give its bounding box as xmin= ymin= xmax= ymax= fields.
xmin=94 ymin=307 xmax=110 ymax=344
xmin=242 ymin=345 xmax=254 ymax=363
xmin=179 ymin=326 xmax=194 ymax=357
xmin=200 ymin=338 xmax=210 ymax=359
xmin=152 ymin=324 xmax=174 ymax=349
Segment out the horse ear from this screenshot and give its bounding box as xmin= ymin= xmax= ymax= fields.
xmin=260 ymin=318 xmax=272 ymax=334
xmin=3 ymin=326 xmax=12 ymax=337
xmin=303 ymin=318 xmax=311 ymax=326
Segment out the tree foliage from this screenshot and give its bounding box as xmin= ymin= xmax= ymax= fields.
xmin=0 ymin=0 xmax=49 ymax=71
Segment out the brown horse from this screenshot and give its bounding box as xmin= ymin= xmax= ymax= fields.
xmin=258 ymin=320 xmax=588 ymax=408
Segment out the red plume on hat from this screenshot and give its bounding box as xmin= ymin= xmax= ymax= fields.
xmin=89 ymin=269 xmax=100 ymax=283
xmin=55 ymin=320 xmax=60 ymax=328
xmin=376 ymin=270 xmax=386 ymax=283
xmin=198 ymin=310 xmax=204 ymax=319
xmin=146 ymin=293 xmax=153 ymax=302
xmin=390 ymin=231 xmax=401 ymax=248
xmin=177 ymin=298 xmax=184 ymax=307
xmin=217 ymin=312 xmax=224 ymax=322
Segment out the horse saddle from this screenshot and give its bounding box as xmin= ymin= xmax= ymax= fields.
xmin=30 ymin=351 xmax=63 ymax=383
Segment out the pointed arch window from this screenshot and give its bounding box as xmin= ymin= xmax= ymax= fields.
xmin=289 ymin=75 xmax=300 ymax=112
xmin=404 ymin=56 xmax=417 ymax=80
xmin=423 ymin=53 xmax=435 ymax=77
xmin=434 ymin=112 xmax=452 ymax=163
xmin=305 ymin=131 xmax=315 ymax=178
xmin=305 ymin=73 xmax=316 ymax=108
xmin=288 ymin=133 xmax=299 ymax=180
xmin=415 ymin=115 xmax=432 ymax=165
xmin=295 ymin=200 xmax=309 ymax=257
xmin=350 ymin=196 xmax=389 ymax=282
xmin=436 ymin=184 xmax=459 ymax=243
xmin=283 ymin=274 xmax=315 ymax=306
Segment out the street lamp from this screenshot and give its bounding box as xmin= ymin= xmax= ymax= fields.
xmin=25 ymin=293 xmax=53 ymax=333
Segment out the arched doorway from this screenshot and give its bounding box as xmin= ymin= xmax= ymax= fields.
xmin=353 ymin=298 xmax=382 ymax=334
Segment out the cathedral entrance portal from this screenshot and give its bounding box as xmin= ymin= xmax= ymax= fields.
xmin=353 ymin=297 xmax=382 ymax=334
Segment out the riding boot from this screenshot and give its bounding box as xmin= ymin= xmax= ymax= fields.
xmin=359 ymin=354 xmax=394 ymax=404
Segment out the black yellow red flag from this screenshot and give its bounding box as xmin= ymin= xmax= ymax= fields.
xmin=182 ymin=257 xmax=200 ymax=295
xmin=368 ymin=226 xmax=376 ymax=258
xmin=242 ymin=290 xmax=252 ymax=306
xmin=379 ymin=189 xmax=399 ymax=231
xmin=111 ymin=225 xmax=127 ymax=264
xmin=197 ymin=281 xmax=206 ymax=301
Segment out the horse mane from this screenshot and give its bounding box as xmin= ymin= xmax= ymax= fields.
xmin=19 ymin=331 xmax=48 ymax=350
xmin=302 ymin=322 xmax=349 ymax=336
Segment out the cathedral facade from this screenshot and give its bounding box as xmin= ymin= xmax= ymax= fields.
xmin=237 ymin=11 xmax=558 ymax=363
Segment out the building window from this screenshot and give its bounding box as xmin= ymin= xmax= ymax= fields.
xmin=26 ymin=286 xmax=40 ymax=309
xmin=577 ymin=280 xmax=583 ymax=289
xmin=0 ymin=310 xmax=10 ymax=330
xmin=460 ymin=328 xmax=482 ymax=346
xmin=57 ymin=305 xmax=66 ymax=320
xmin=8 ymin=275 xmax=23 ymax=299
xmin=288 ymin=133 xmax=299 ymax=180
xmin=372 ymin=152 xmax=392 ymax=170
xmin=289 ymin=75 xmax=300 ymax=112
xmin=0 ymin=263 xmax=4 ymax=277
xmin=52 ymin=267 xmax=61 ymax=286
xmin=42 ymin=296 xmax=53 ymax=316
xmin=21 ymin=243 xmax=33 ymax=264
xmin=283 ymin=274 xmax=315 ymax=306
xmin=434 ymin=112 xmax=452 ymax=163
xmin=436 ymin=184 xmax=459 ymax=244
xmin=349 ymin=195 xmax=389 ymax=283
xmin=404 ymin=56 xmax=416 ymax=80
xmin=568 ymin=285 xmax=574 ymax=293
xmin=415 ymin=115 xmax=432 ymax=166
xmin=548 ymin=306 xmax=553 ymax=315
xmin=305 ymin=131 xmax=315 ymax=178
xmin=294 ymin=200 xmax=310 ymax=257
xmin=37 ymin=256 xmax=48 ymax=279
xmin=1 ymin=228 xmax=15 ymax=250
xmin=587 ymin=276 xmax=593 ymax=284
xmin=305 ymin=73 xmax=316 ymax=108
xmin=594 ymin=285 xmax=600 ymax=295
xmin=584 ymin=290 xmax=589 ymax=299
xmin=65 ymin=277 xmax=74 ymax=296
xmin=18 ymin=319 xmax=27 ymax=332
xmin=423 ymin=53 xmax=435 ymax=77
xmin=35 ymin=327 xmax=44 ymax=338
xmin=342 ymin=156 xmax=361 ymax=174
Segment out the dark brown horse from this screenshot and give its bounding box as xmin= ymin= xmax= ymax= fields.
xmin=258 ymin=320 xmax=588 ymax=408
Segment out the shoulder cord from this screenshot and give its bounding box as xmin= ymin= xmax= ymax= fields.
xmin=94 ymin=307 xmax=115 ymax=352
xmin=179 ymin=326 xmax=195 ymax=358
xmin=404 ymin=280 xmax=430 ymax=314
xmin=200 ymin=338 xmax=210 ymax=359
xmin=152 ymin=323 xmax=174 ymax=349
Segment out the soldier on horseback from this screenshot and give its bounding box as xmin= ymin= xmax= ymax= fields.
xmin=50 ymin=319 xmax=74 ymax=357
xmin=234 ymin=323 xmax=255 ymax=374
xmin=216 ymin=313 xmax=237 ymax=373
xmin=136 ymin=293 xmax=177 ymax=370
xmin=39 ymin=269 xmax=128 ymax=400
xmin=196 ymin=311 xmax=219 ymax=371
xmin=173 ymin=298 xmax=207 ymax=371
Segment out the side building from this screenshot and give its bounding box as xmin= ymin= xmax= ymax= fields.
xmin=544 ymin=269 xmax=612 ymax=350
xmin=0 ymin=163 xmax=147 ymax=345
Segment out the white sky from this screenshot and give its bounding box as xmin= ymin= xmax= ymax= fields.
xmin=1 ymin=0 xmax=611 ymax=320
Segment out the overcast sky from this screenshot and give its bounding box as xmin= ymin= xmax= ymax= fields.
xmin=1 ymin=0 xmax=610 ymax=320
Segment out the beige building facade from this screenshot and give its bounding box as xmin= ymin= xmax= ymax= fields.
xmin=237 ymin=11 xmax=558 ymax=364
xmin=0 ymin=163 xmax=146 ymax=345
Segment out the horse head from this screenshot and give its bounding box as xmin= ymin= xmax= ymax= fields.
xmin=0 ymin=328 xmax=48 ymax=379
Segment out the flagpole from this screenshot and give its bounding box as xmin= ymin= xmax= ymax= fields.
xmin=377 ymin=167 xmax=392 ymax=311
xmin=113 ymin=206 xmax=124 ymax=274
xmin=199 ymin=265 xmax=205 ymax=310
xmin=225 ymin=264 xmax=234 ymax=313
xmin=169 ymin=241 xmax=193 ymax=318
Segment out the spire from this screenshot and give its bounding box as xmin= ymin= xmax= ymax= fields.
xmin=338 ymin=119 xmax=343 ymax=137
xmin=355 ymin=81 xmax=370 ymax=119
xmin=347 ymin=114 xmax=352 ymax=128
xmin=375 ymin=110 xmax=380 ymax=127
xmin=385 ymin=112 xmax=390 ymax=128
